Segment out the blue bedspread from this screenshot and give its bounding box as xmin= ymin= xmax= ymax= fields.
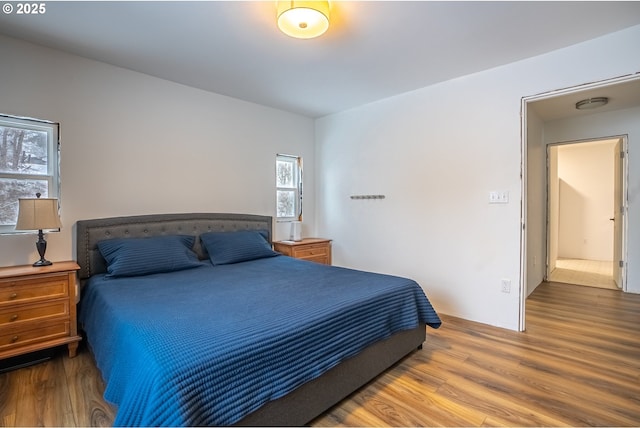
xmin=79 ymin=256 xmax=440 ymax=426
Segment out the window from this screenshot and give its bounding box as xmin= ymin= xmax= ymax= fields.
xmin=276 ymin=154 xmax=302 ymax=221
xmin=0 ymin=115 xmax=60 ymax=234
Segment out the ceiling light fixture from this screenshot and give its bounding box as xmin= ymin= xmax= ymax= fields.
xmin=575 ymin=97 xmax=609 ymax=110
xmin=277 ymin=1 xmax=330 ymax=39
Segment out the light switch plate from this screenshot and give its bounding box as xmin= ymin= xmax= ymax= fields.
xmin=489 ymin=191 xmax=509 ymax=204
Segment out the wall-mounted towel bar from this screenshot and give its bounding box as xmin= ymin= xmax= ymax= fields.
xmin=350 ymin=195 xmax=385 ymax=200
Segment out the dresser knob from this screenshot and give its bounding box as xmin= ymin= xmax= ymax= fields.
xmin=11 ymin=335 xmax=19 ymax=343
xmin=10 ymin=314 xmax=18 ymax=322
xmin=9 ymin=292 xmax=17 ymax=299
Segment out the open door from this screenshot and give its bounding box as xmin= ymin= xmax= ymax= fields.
xmin=546 ymin=145 xmax=559 ymax=279
xmin=612 ymin=137 xmax=624 ymax=288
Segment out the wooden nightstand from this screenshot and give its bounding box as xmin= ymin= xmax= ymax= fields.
xmin=0 ymin=261 xmax=81 ymax=360
xmin=273 ymin=238 xmax=332 ymax=265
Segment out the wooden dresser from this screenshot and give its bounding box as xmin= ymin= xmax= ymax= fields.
xmin=273 ymin=238 xmax=332 ymax=265
xmin=0 ymin=261 xmax=81 ymax=360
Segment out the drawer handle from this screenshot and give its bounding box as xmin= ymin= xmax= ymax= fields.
xmin=9 ymin=292 xmax=18 ymax=300
xmin=10 ymin=314 xmax=18 ymax=322
xmin=11 ymin=335 xmax=19 ymax=343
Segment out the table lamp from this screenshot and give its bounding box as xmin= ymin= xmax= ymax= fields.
xmin=15 ymin=193 xmax=62 ymax=267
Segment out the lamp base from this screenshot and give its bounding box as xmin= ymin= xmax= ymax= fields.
xmin=33 ymin=229 xmax=52 ymax=267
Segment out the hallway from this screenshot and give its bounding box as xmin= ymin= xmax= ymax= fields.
xmin=548 ymin=258 xmax=617 ymax=290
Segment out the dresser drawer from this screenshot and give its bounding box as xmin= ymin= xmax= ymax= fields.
xmin=0 ymin=300 xmax=69 ymax=326
xmin=0 ymin=274 xmax=68 ymax=305
xmin=0 ymin=321 xmax=70 ymax=350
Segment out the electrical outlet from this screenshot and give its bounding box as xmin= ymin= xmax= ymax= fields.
xmin=501 ymin=279 xmax=511 ymax=293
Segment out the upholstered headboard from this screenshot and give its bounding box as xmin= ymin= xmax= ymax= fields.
xmin=76 ymin=213 xmax=272 ymax=282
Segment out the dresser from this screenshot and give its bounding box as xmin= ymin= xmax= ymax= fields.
xmin=273 ymin=238 xmax=332 ymax=265
xmin=0 ymin=261 xmax=81 ymax=359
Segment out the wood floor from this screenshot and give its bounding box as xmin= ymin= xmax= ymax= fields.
xmin=1 ymin=281 xmax=639 ymax=427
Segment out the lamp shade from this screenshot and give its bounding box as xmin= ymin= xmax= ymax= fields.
xmin=15 ymin=197 xmax=62 ymax=231
xmin=277 ymin=1 xmax=330 ymax=39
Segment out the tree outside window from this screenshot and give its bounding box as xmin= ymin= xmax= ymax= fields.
xmin=0 ymin=115 xmax=59 ymax=233
xmin=276 ymin=154 xmax=302 ymax=221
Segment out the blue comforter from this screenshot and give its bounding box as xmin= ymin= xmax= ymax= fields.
xmin=79 ymin=256 xmax=440 ymax=426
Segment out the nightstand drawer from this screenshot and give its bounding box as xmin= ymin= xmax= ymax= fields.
xmin=0 ymin=321 xmax=70 ymax=350
xmin=293 ymin=245 xmax=329 ymax=258
xmin=0 ymin=300 xmax=69 ymax=326
xmin=301 ymin=254 xmax=330 ymax=264
xmin=0 ymin=274 xmax=68 ymax=305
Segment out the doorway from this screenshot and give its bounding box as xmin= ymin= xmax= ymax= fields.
xmin=546 ymin=137 xmax=625 ymax=290
xmin=520 ymin=74 xmax=640 ymax=331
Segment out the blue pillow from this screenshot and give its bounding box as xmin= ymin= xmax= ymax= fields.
xmin=200 ymin=230 xmax=279 ymax=265
xmin=97 ymin=235 xmax=202 ymax=278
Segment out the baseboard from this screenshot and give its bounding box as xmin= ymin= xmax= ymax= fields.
xmin=0 ymin=348 xmax=55 ymax=373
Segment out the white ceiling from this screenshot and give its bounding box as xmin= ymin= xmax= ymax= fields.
xmin=528 ymin=78 xmax=640 ymax=122
xmin=1 ymin=1 xmax=640 ymax=118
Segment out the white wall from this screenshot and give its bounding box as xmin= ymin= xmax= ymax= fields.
xmin=0 ymin=35 xmax=316 ymax=266
xmin=526 ymin=109 xmax=546 ymax=296
xmin=545 ymin=106 xmax=640 ymax=294
xmin=316 ymin=25 xmax=640 ymax=330
xmin=557 ymin=141 xmax=615 ymax=261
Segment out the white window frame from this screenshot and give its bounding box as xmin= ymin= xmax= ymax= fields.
xmin=276 ymin=154 xmax=302 ymax=222
xmin=0 ymin=114 xmax=60 ymax=234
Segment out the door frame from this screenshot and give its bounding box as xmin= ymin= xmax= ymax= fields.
xmin=520 ymin=74 xmax=637 ymax=331
xmin=545 ymin=136 xmax=627 ymax=289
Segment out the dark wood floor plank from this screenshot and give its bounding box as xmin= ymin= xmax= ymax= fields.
xmin=62 ymin=347 xmax=116 ymax=427
xmin=0 ymin=356 xmax=76 ymax=427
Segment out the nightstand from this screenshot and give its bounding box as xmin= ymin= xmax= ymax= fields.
xmin=0 ymin=261 xmax=82 ymax=359
xmin=273 ymin=238 xmax=332 ymax=265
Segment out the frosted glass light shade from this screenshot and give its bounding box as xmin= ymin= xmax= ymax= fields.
xmin=575 ymin=97 xmax=609 ymax=110
xmin=277 ymin=1 xmax=330 ymax=39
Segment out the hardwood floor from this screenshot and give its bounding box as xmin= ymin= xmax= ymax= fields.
xmin=314 ymin=281 xmax=640 ymax=426
xmin=0 ymin=343 xmax=115 ymax=427
xmin=1 ymin=281 xmax=639 ymax=426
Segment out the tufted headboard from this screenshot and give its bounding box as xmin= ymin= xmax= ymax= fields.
xmin=76 ymin=213 xmax=272 ymax=282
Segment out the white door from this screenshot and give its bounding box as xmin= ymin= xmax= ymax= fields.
xmin=612 ymin=138 xmax=624 ymax=288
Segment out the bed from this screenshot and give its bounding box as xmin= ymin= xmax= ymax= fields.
xmin=76 ymin=213 xmax=441 ymax=426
